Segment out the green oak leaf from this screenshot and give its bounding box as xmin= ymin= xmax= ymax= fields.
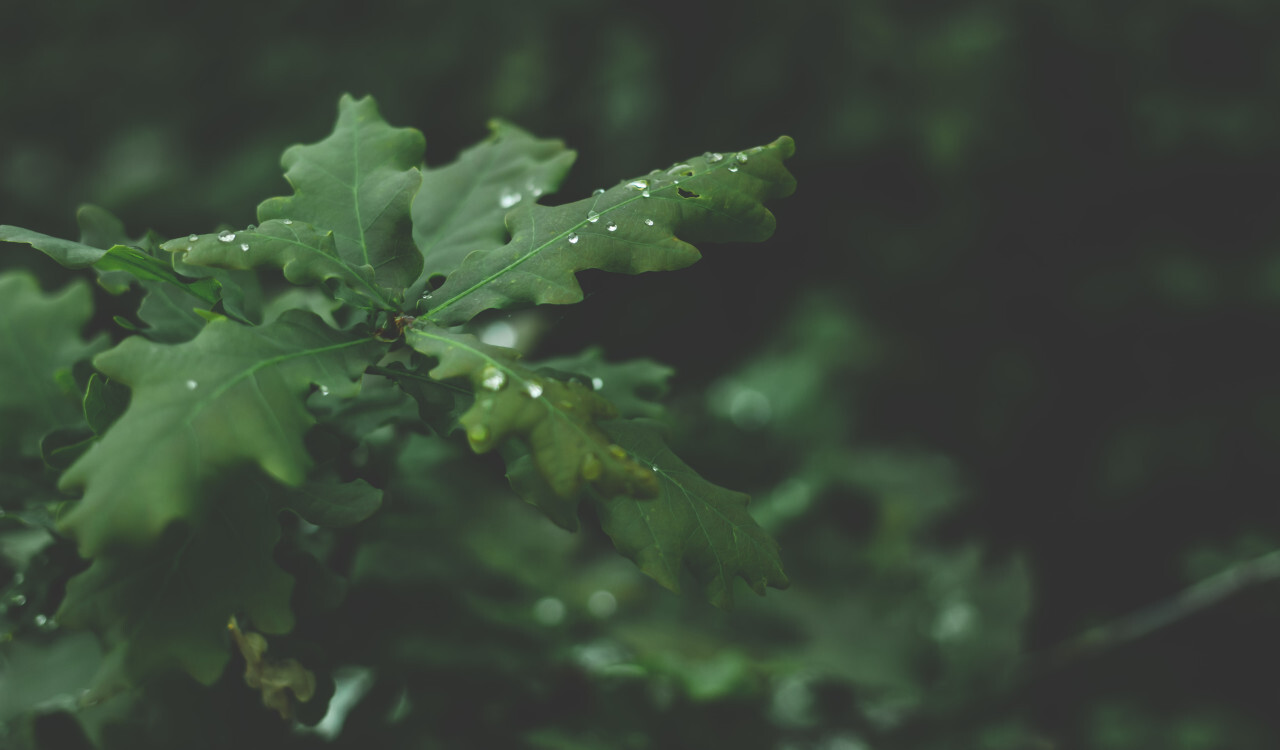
xmin=0 ymin=272 xmax=108 ymax=456
xmin=406 ymin=324 xmax=658 ymax=524
xmin=57 ymin=311 xmax=384 ymax=556
xmin=244 ymin=94 xmax=425 ymax=308
xmin=280 ymin=478 xmax=383 ymax=528
xmin=417 ymin=137 xmax=796 ymax=325
xmin=532 ymin=347 xmax=674 ymax=420
xmin=0 ymin=225 xmax=105 ymax=268
xmin=56 ymin=481 xmax=296 ymax=694
xmin=594 ymin=419 xmax=789 ymax=609
xmin=409 ymin=119 xmax=576 ymax=297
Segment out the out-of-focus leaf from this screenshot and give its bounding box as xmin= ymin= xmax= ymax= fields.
xmin=57 ymin=485 xmax=296 ymax=693
xmin=279 ymin=478 xmax=383 ymax=528
xmin=409 ymin=119 xmax=576 ymax=295
xmin=405 ymin=325 xmax=658 ymax=523
xmin=595 ymin=419 xmax=789 ymax=609
xmin=83 ymin=374 xmax=130 ymax=436
xmin=57 ymin=311 xmax=384 ymax=556
xmin=417 ymin=137 xmax=796 ymax=325
xmin=532 ymin=347 xmax=673 ymax=420
xmin=0 ymin=225 xmax=106 ymax=267
xmin=0 ymin=272 xmax=108 ymax=456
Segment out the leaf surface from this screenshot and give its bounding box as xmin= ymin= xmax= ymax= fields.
xmin=56 ymin=485 xmax=295 ymax=692
xmin=410 ymin=120 xmax=575 ymax=296
xmin=281 ymin=478 xmax=383 ymax=527
xmin=532 ymin=347 xmax=674 ymax=420
xmin=594 ymin=419 xmax=789 ymax=609
xmin=249 ymin=94 xmax=425 ymax=308
xmin=405 ymin=325 xmax=658 ymax=527
xmin=57 ymin=311 xmax=384 ymax=556
xmin=418 ymin=137 xmax=796 ymax=325
xmin=0 ymin=273 xmax=108 ymax=456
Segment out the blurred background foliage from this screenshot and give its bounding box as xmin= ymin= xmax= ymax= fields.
xmin=4 ymin=0 xmax=1280 ymax=747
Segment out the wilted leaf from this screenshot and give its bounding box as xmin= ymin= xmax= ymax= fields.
xmin=595 ymin=419 xmax=789 ymax=609
xmin=417 ymin=137 xmax=795 ymax=325
xmin=0 ymin=272 xmax=108 ymax=456
xmin=410 ymin=119 xmax=576 ymax=295
xmin=57 ymin=311 xmax=384 ymax=556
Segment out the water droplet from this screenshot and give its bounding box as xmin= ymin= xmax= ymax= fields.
xmin=37 ymin=615 xmax=58 ymax=632
xmin=587 ymin=210 xmax=600 ymax=223
xmin=707 ymin=152 xmax=724 ymax=163
xmin=218 ymin=230 xmax=236 ymax=243
xmin=186 ymin=380 xmax=198 ymax=390
xmin=525 ymin=381 xmax=544 ymax=398
xmin=240 ymin=242 xmax=250 ymax=251
xmin=188 ymin=233 xmax=199 ymax=242
xmin=644 ymin=218 xmax=654 ymax=226
xmin=9 ymin=594 xmax=26 ymax=606
xmin=481 ymin=365 xmax=507 ymax=391
xmin=606 ymin=221 xmax=617 ymax=232
xmin=282 ymin=218 xmax=293 ymax=225
xmin=587 ymin=590 xmax=618 ymax=618
xmin=727 ymin=163 xmax=739 ymax=172
xmin=735 ymin=152 xmax=749 ymax=163
xmin=567 ymin=233 xmax=579 ymax=244
xmin=641 ymin=188 xmax=650 ymax=198
xmin=533 ymin=597 xmax=565 ymax=626
xmin=421 ymin=292 xmax=433 ymax=300
xmin=749 ymin=145 xmax=764 ymax=154
xmin=246 ymin=224 xmax=256 ymax=231
xmin=499 ymin=188 xmax=522 ymax=208
xmin=467 ymin=424 xmax=490 ymax=443
xmin=33 ymin=614 xmax=47 ymax=627
xmin=591 ymin=376 xmax=604 ymax=390
xmin=667 ymin=163 xmax=692 ymax=174
xmin=592 ymin=188 xmax=605 ymax=196
xmin=319 ymin=385 xmax=330 ymax=396
xmin=626 ymin=179 xmax=648 ymax=191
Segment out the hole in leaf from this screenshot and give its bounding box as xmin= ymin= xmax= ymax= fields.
xmin=426 ymin=274 xmax=446 ymax=291
xmin=676 ymin=188 xmax=699 ymax=199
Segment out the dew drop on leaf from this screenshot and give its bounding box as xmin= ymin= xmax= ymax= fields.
xmin=525 ymin=381 xmax=544 ymax=398
xmin=9 ymin=593 xmax=26 ymax=606
xmin=735 ymin=152 xmax=749 ymax=163
xmin=728 ymin=163 xmax=739 ymax=172
xmin=667 ymin=163 xmax=692 ymax=174
xmin=587 ymin=210 xmax=600 ymax=223
xmin=33 ymin=614 xmax=47 ymax=627
xmin=240 ymin=242 xmax=250 ymax=251
xmin=218 ymin=230 xmax=236 ymax=243
xmin=626 ymin=179 xmax=648 ymax=191
xmin=706 ymin=152 xmax=723 ymax=163
xmin=185 ymin=380 xmax=198 ymax=390
xmin=644 ymin=218 xmax=654 ymax=226
xmin=606 ymin=221 xmax=618 ymax=232
xmin=282 ymin=218 xmax=293 ymax=225
xmin=591 ymin=377 xmax=604 ymax=390
xmin=641 ymin=188 xmax=650 ymax=198
xmin=498 ymin=188 xmax=522 ymax=208
xmin=480 ymin=365 xmax=507 ymax=391
xmin=318 ymin=385 xmax=330 ymax=396
xmin=592 ymin=188 xmax=605 ymax=196
xmin=188 ymin=233 xmax=199 ymax=242
xmin=567 ymin=233 xmax=579 ymax=244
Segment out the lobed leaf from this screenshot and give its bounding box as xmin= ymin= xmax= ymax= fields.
xmin=0 ymin=272 xmax=108 ymax=456
xmin=57 ymin=484 xmax=296 ymax=693
xmin=249 ymin=94 xmax=425 ymax=308
xmin=405 ymin=324 xmax=658 ymax=527
xmin=409 ymin=119 xmax=576 ymax=297
xmin=417 ymin=137 xmax=796 ymax=325
xmin=57 ymin=311 xmax=385 ymax=556
xmin=594 ymin=419 xmax=789 ymax=609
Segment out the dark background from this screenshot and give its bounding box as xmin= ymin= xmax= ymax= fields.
xmin=5 ymin=1 xmax=1280 ymax=746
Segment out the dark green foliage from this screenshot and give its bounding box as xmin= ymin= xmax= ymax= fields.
xmin=0 ymin=94 xmax=794 ymax=747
